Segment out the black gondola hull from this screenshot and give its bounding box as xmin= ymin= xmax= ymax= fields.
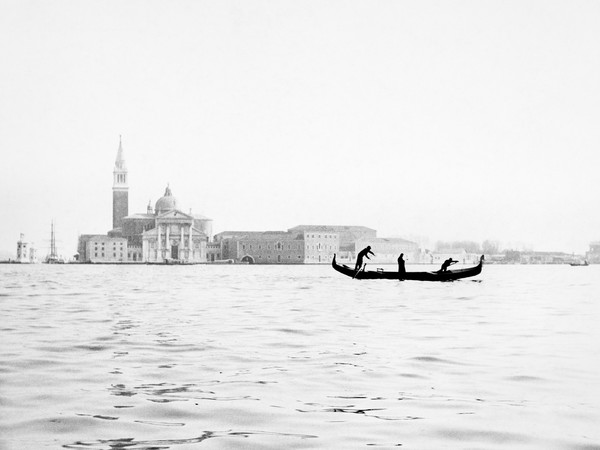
xmin=332 ymin=255 xmax=484 ymax=281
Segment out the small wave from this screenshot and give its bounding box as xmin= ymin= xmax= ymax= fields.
xmin=62 ymin=430 xmax=318 ymax=449
xmin=133 ymin=419 xmax=185 ymax=427
xmin=326 ymin=407 xmax=385 ymax=414
xmin=505 ymin=375 xmax=547 ymax=383
xmin=108 ymin=384 xmax=137 ymax=397
xmin=366 ymin=444 xmax=403 ymax=447
xmin=411 ymin=356 xmax=466 ymax=365
xmin=328 ymin=395 xmax=368 ymax=399
xmin=75 ymin=413 xmax=118 ymax=421
xmin=297 ymin=405 xmax=423 ymax=422
xmin=74 ymin=344 xmax=110 ymax=352
xmin=435 ymin=427 xmax=531 ymax=444
xmin=399 ymin=372 xmax=428 ymax=379
xmin=276 ymin=327 xmax=312 ymax=335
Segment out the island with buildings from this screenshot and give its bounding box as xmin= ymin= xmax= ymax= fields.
xmin=72 ymin=139 xmax=425 ymax=265
xmin=4 ymin=138 xmax=600 ymax=265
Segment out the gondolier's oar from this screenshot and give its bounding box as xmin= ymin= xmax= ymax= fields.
xmin=353 ymin=263 xmax=366 ymax=279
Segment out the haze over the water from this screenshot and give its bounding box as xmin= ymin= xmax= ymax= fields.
xmin=1 ymin=0 xmax=599 ymax=256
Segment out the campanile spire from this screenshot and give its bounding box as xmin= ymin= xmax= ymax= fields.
xmin=112 ymin=135 xmax=129 ymax=230
xmin=114 ymin=135 xmax=126 ymax=170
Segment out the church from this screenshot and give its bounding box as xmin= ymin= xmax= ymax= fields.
xmin=77 ymin=138 xmax=213 ymax=263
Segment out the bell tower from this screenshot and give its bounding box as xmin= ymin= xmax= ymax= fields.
xmin=112 ymin=135 xmax=129 ymax=230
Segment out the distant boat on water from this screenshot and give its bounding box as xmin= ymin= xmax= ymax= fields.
xmin=44 ymin=221 xmax=65 ymax=264
xmin=569 ymin=260 xmax=589 ymax=266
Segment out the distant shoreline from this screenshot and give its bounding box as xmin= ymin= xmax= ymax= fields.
xmin=0 ymin=260 xmax=593 ymax=266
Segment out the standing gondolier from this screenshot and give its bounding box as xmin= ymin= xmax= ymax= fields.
xmin=355 ymin=246 xmax=375 ymax=271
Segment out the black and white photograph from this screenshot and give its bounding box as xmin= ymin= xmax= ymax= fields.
xmin=1 ymin=1 xmax=599 ymax=448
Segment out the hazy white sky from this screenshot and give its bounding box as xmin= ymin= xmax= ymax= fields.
xmin=1 ymin=0 xmax=599 ymax=256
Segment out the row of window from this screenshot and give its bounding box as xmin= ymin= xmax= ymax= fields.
xmin=94 ymin=252 xmax=124 ymax=258
xmin=242 ymin=243 xmax=301 ymax=251
xmin=239 ymin=237 xmax=337 ymax=252
xmin=254 ymin=255 xmax=302 ymax=260
xmin=148 ymin=241 xmax=198 ymax=249
xmin=249 ymin=254 xmax=333 ymax=261
xmin=93 ymin=241 xmax=124 ymax=247
xmin=307 ymin=245 xmax=337 ymax=250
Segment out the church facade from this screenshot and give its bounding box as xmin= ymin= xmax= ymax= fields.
xmin=139 ymin=205 xmax=209 ymax=263
xmin=78 ymin=138 xmax=212 ymax=263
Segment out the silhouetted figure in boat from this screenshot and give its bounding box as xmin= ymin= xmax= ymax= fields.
xmin=397 ymin=253 xmax=406 ymax=278
xmin=355 ymin=246 xmax=375 ymax=271
xmin=440 ymin=258 xmax=458 ymax=272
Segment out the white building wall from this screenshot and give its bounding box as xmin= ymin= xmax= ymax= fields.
xmin=16 ymin=240 xmax=29 ymax=263
xmin=303 ymin=231 xmax=339 ymax=264
xmin=16 ymin=235 xmax=37 ymax=263
xmin=86 ymin=237 xmax=128 ymax=262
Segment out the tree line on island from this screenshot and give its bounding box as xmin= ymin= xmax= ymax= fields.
xmin=433 ymin=240 xmax=586 ymax=264
xmin=434 ymin=240 xmax=500 ymax=255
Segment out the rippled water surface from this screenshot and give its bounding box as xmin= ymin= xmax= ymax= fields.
xmin=1 ymin=263 xmax=599 ymax=449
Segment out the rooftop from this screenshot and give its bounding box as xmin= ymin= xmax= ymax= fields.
xmin=214 ymin=231 xmax=303 ymax=241
xmin=289 ymin=225 xmax=376 ymax=232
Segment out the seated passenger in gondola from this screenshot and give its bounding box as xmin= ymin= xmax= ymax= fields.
xmin=440 ymin=258 xmax=458 ymax=272
xmin=397 ymin=253 xmax=406 ymax=277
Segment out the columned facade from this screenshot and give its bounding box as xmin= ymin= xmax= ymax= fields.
xmin=141 ymin=210 xmax=208 ymax=263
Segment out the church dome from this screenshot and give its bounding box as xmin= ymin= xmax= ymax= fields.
xmin=155 ymin=185 xmax=178 ymax=214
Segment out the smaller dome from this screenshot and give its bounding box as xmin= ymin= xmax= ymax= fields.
xmin=155 ymin=185 xmax=178 ymax=214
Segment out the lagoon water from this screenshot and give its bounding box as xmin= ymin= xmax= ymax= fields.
xmin=1 ymin=263 xmax=599 ymax=449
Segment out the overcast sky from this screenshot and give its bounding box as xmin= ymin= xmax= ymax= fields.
xmin=1 ymin=0 xmax=599 ymax=257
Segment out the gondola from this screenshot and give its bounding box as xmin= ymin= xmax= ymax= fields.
xmin=332 ymin=254 xmax=484 ymax=281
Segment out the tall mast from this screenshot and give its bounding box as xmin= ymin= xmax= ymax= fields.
xmin=50 ymin=220 xmax=57 ymax=258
